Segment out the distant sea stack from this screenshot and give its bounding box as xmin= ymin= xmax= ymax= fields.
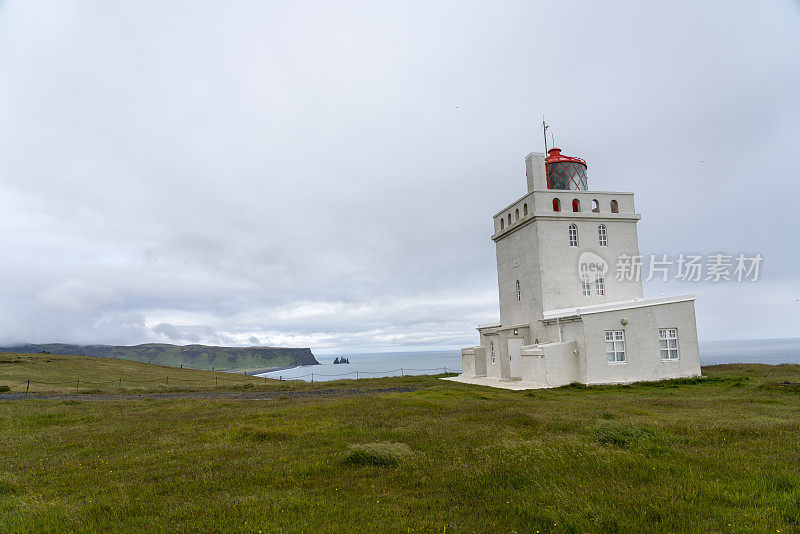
xmin=0 ymin=343 xmax=320 ymax=371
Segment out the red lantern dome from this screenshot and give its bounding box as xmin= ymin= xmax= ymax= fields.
xmin=546 ymin=148 xmax=588 ymax=190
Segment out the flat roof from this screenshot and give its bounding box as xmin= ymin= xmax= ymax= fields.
xmin=541 ymin=295 xmax=695 ymax=322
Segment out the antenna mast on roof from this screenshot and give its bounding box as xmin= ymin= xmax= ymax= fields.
xmin=542 ymin=115 xmax=549 ymax=153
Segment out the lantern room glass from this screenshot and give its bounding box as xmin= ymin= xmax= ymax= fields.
xmin=546 ymin=161 xmax=588 ymax=190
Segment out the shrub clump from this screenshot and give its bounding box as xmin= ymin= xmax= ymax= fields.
xmin=0 ymin=385 xmax=10 ymax=393
xmin=595 ymin=423 xmax=661 ymax=448
xmin=342 ymin=442 xmax=413 ymax=467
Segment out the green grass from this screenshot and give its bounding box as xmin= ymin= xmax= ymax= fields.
xmin=0 ymin=352 xmax=275 ymax=393
xmin=1 ymin=360 xmax=800 ymax=532
xmin=342 ymin=442 xmax=415 ymax=467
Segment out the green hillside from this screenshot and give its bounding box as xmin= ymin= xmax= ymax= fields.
xmin=0 ymin=343 xmax=318 ymax=372
xmin=0 ymin=352 xmax=273 ymax=394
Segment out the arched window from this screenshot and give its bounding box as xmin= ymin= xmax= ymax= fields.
xmin=572 ymin=199 xmax=580 ymax=212
xmin=553 ymin=198 xmax=561 ymax=212
xmin=523 ymin=203 xmax=528 ymax=216
xmin=581 ymin=274 xmax=591 ymax=297
xmin=610 ymin=199 xmax=619 ymax=213
xmin=569 ymin=224 xmax=578 ymax=247
xmin=595 ymin=275 xmax=605 ymax=295
xmin=490 ymin=341 xmax=496 ymax=364
xmin=500 ymin=218 xmax=505 ymax=230
xmin=592 ymin=199 xmax=599 ymax=213
xmin=516 ymin=279 xmax=521 ymax=302
xmin=515 ymin=208 xmax=519 ymax=221
xmin=598 ymin=224 xmax=607 ymax=246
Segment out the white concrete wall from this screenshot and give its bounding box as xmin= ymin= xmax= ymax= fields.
xmin=484 ymin=334 xmax=502 ymax=379
xmin=580 ymin=300 xmax=701 ymax=385
xmin=525 ymin=152 xmax=547 ymax=192
xmin=541 ymin=340 xmax=579 ymax=386
xmin=461 ymin=348 xmax=476 ymax=377
xmin=529 ymin=190 xmax=636 ymax=216
xmin=535 ymin=216 xmax=644 ymax=311
xmin=473 ymin=346 xmax=488 ymax=377
xmin=495 ymin=222 xmax=544 ymax=329
xmin=493 ymin=190 xmax=637 ymax=236
xmin=541 ymin=319 xmax=588 ymax=381
xmin=520 ymin=346 xmax=546 ymax=385
xmin=521 ymin=341 xmax=579 ymax=386
xmin=492 ymin=190 xmax=643 ymax=324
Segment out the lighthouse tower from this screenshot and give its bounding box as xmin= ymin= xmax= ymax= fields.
xmin=453 ymin=147 xmax=701 ymax=388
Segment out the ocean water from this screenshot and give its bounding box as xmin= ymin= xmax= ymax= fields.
xmin=256 ymin=338 xmax=800 ymax=382
xmin=699 ymin=338 xmax=800 ymax=366
xmin=257 ymin=350 xmax=461 ymax=382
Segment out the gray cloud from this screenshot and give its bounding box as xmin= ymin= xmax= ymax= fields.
xmin=1 ymin=1 xmax=798 ymax=351
xmin=152 ymin=322 xmax=181 ymax=341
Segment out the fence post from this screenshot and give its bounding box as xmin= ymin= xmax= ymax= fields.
xmin=401 ymin=368 xmax=404 ymax=377
xmin=119 ymin=377 xmax=122 ymax=388
xmin=26 ymin=380 xmax=29 ymax=395
xmin=356 ymin=371 xmax=358 ymax=379
xmin=165 ymin=376 xmax=169 ymax=386
xmin=76 ymin=379 xmax=79 ymax=393
xmin=311 ymin=373 xmax=314 ymax=382
xmin=215 ymin=377 xmax=218 ymax=387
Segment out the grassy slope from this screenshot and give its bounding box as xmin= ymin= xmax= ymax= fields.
xmin=0 ymin=344 xmax=318 ymax=371
xmin=1 ymin=361 xmax=799 ymax=532
xmin=0 ymin=352 xmax=271 ymax=393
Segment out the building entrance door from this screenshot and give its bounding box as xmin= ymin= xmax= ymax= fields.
xmin=508 ymin=338 xmax=523 ymax=379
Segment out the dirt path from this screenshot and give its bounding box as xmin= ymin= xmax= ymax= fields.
xmin=0 ymin=386 xmax=416 ymax=402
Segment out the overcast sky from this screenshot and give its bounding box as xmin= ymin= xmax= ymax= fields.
xmin=1 ymin=1 xmax=798 ymax=353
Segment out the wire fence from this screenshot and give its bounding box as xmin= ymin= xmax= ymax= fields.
xmin=271 ymin=367 xmax=459 ymax=380
xmin=1 ymin=367 xmax=460 ymax=393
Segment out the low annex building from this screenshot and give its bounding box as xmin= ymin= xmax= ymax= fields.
xmin=449 ymin=147 xmax=701 ymax=389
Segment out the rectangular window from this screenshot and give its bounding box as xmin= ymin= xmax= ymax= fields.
xmin=659 ymin=328 xmax=679 ymax=360
xmin=581 ymin=275 xmax=591 ymax=297
xmin=605 ymin=330 xmax=626 ymax=363
xmin=569 ymin=225 xmax=578 ymax=247
xmin=598 ymin=225 xmax=608 ymax=247
xmin=595 ymin=276 xmax=605 ymax=295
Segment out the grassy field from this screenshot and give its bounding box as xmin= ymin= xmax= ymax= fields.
xmin=0 ymin=352 xmax=274 ymax=394
xmin=1 ymin=355 xmax=799 ymax=533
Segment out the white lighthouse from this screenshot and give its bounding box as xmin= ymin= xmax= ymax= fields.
xmin=452 ymin=146 xmax=701 ymax=389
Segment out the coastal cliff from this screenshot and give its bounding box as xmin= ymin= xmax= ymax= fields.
xmin=0 ymin=343 xmax=319 ymax=371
